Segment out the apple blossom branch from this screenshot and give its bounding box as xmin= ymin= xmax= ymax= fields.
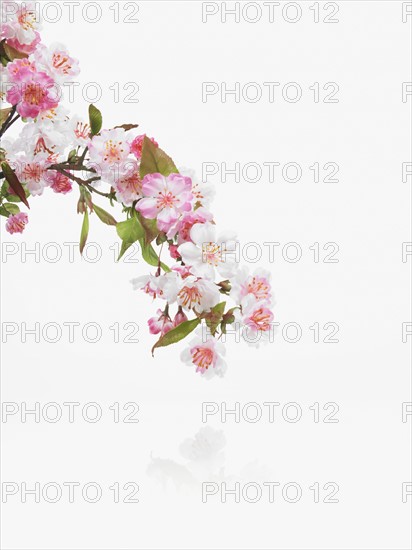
xmin=0 ymin=1 xmax=274 ymax=375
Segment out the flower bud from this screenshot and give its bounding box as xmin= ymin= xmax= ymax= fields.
xmin=173 ymin=307 xmax=188 ymax=327
xmin=169 ymin=243 xmax=181 ymax=260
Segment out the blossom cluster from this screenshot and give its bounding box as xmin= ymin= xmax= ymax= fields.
xmin=0 ymin=1 xmax=275 ymax=378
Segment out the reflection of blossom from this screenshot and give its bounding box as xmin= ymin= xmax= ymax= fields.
xmin=147 ymin=427 xmax=271 ymax=493
xmin=179 ymin=426 xmax=226 ymax=462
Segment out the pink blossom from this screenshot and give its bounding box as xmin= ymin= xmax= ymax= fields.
xmin=238 ymin=295 xmax=275 ymax=346
xmin=181 ymin=330 xmax=227 ymax=378
xmin=244 ymin=304 xmax=273 ymax=332
xmin=136 ymin=173 xmax=193 ymax=233
xmin=148 ymin=309 xmax=174 ymax=336
xmin=88 ymin=128 xmax=131 ymax=167
xmin=131 ymin=275 xmax=158 ymax=299
xmin=107 ymin=161 xmax=142 ymax=206
xmin=171 ymin=264 xmax=193 ymax=279
xmin=6 ymin=64 xmax=59 ymax=119
xmin=5 ymin=212 xmax=28 ymax=235
xmin=34 ymin=43 xmax=80 ymax=83
xmin=131 ymin=272 xmax=179 ymax=302
xmin=232 ymin=267 xmax=272 ymax=305
xmin=6 ymin=58 xmax=37 ymax=82
xmin=176 ymin=276 xmax=221 ymax=313
xmin=170 ymin=207 xmax=213 ymax=243
xmin=1 ymin=2 xmax=41 ymax=47
xmin=178 ymin=222 xmax=238 ymax=280
xmin=6 ymin=31 xmax=41 ymax=55
xmin=49 ymin=171 xmax=72 ymax=194
xmin=14 ymin=152 xmax=58 ymax=196
xmin=130 ymin=134 xmax=158 ymax=159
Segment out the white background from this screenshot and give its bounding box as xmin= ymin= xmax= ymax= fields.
xmin=1 ymin=1 xmax=411 ymax=549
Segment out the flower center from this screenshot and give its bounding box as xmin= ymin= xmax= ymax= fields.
xmin=22 ymin=163 xmax=42 ymax=183
xmin=75 ymin=122 xmax=91 ymax=140
xmin=249 ymin=308 xmax=272 ymax=331
xmin=23 ymin=83 xmax=46 ymax=106
xmin=247 ymin=276 xmax=270 ymax=301
xmin=18 ymin=8 xmax=36 ymax=30
xmin=178 ymin=286 xmax=202 ymax=309
xmin=203 ymin=242 xmax=221 ymax=266
xmin=52 ymin=52 xmax=72 ymax=74
xmin=120 ymin=172 xmax=142 ymax=194
xmin=191 ymin=346 xmax=214 ymax=371
xmin=104 ymin=140 xmax=124 ymax=163
xmin=156 ymin=190 xmax=176 ymax=210
xmin=14 ymin=218 xmax=26 ymax=230
xmin=34 ymin=137 xmax=54 ymax=155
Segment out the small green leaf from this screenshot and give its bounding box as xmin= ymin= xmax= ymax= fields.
xmin=139 ymin=136 xmax=178 ymax=179
xmin=116 ymin=215 xmax=144 ymax=260
xmin=204 ymin=302 xmax=226 ymax=336
xmin=221 ymin=307 xmax=239 ymax=334
xmin=93 ymin=204 xmax=117 ymax=226
xmin=152 ymin=318 xmax=201 ymax=356
xmin=0 ymin=206 xmax=10 ymax=217
xmin=80 ymin=210 xmax=89 ymax=255
xmin=68 ymin=149 xmax=78 ymax=164
xmin=1 ymin=162 xmax=30 ymax=208
xmin=156 ymin=232 xmax=168 ymax=246
xmin=3 ymin=202 xmax=20 ymax=215
xmin=88 ymin=104 xmax=102 ymax=136
xmin=3 ymin=193 xmax=22 ymax=203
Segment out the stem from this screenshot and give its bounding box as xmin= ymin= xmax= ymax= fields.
xmin=78 ymin=146 xmax=88 ymax=165
xmin=83 ymin=182 xmax=114 ymax=199
xmin=48 ymin=163 xmax=96 ymax=173
xmin=55 ymin=168 xmax=100 ymax=187
xmin=156 ymin=242 xmax=165 ymax=275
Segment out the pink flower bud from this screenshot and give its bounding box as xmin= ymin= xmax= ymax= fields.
xmin=169 ymin=243 xmax=180 ymax=260
xmin=173 ymin=308 xmax=188 ymax=327
xmin=130 ymin=134 xmax=158 ymax=160
xmin=148 ymin=309 xmax=174 ymax=335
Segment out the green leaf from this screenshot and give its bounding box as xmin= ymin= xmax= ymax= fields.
xmin=0 ymin=206 xmax=10 ymax=217
xmin=221 ymin=307 xmax=239 ymax=334
xmin=0 ymin=39 xmax=28 ymax=62
xmin=1 ymin=162 xmax=30 ymax=208
xmin=3 ymin=202 xmax=20 ymax=215
xmin=139 ymin=136 xmax=178 ymax=179
xmin=80 ymin=210 xmax=89 ymax=255
xmin=136 ymin=212 xmax=158 ymax=244
xmin=68 ymin=149 xmax=78 ymax=164
xmin=139 ymin=240 xmax=170 ymax=272
xmin=204 ymin=302 xmax=226 ymax=336
xmin=152 ymin=318 xmax=201 ymax=356
xmin=93 ymin=204 xmax=117 ymax=226
xmin=88 ymin=104 xmax=102 ymax=136
xmin=156 ymin=232 xmax=168 ymax=246
xmin=0 ymin=107 xmax=12 ymax=126
xmin=116 ymin=215 xmax=144 ymax=260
